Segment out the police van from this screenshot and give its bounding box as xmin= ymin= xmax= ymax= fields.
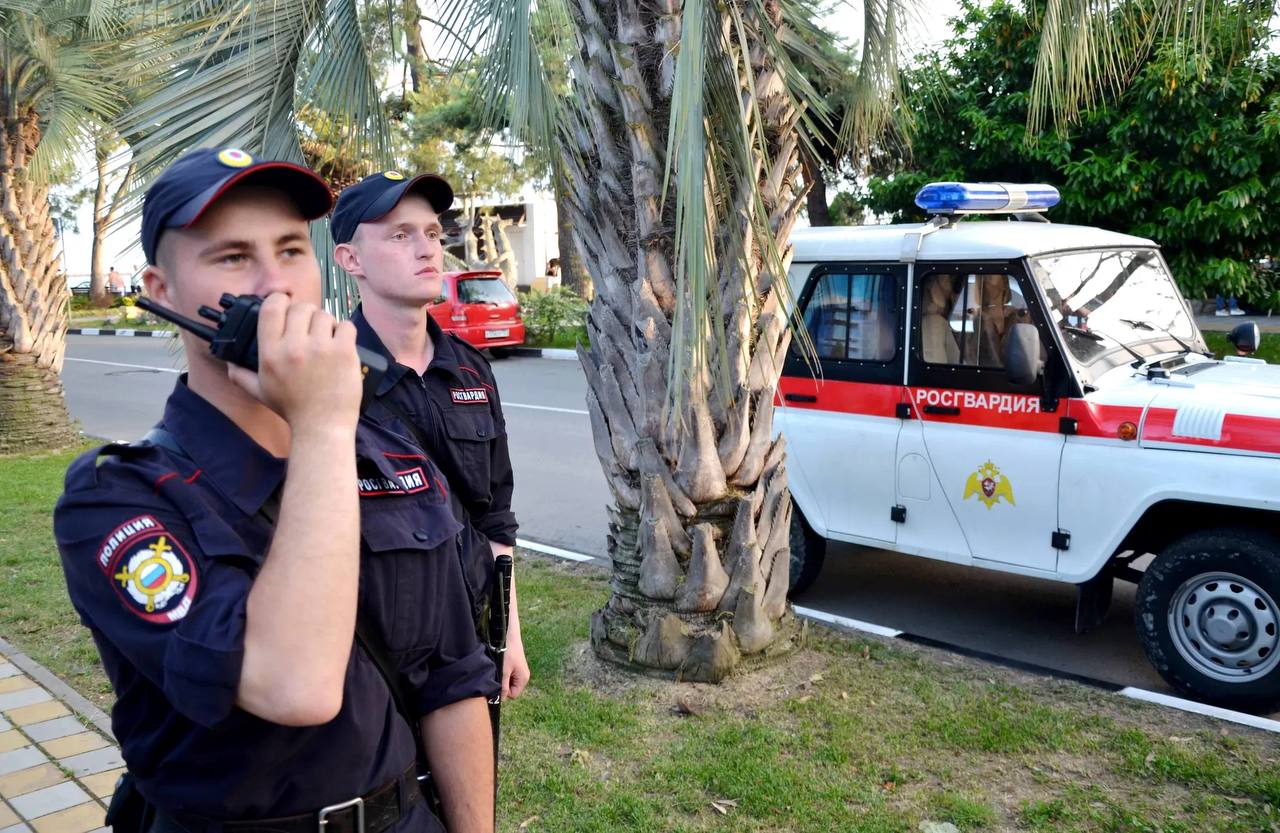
xmin=779 ymin=182 xmax=1280 ymax=711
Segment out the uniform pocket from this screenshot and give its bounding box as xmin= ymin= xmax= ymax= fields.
xmin=359 ymin=497 xmax=465 ymax=653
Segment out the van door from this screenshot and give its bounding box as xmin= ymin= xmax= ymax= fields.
xmin=779 ymin=263 xmax=907 ymax=545
xmin=901 ymin=262 xmax=1064 ymax=573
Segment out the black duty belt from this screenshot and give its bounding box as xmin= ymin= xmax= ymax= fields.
xmin=151 ymin=764 xmax=420 ymax=833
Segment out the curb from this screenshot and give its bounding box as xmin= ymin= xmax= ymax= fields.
xmin=69 ymin=328 xmax=176 ymax=338
xmin=505 ymin=347 xmax=578 ymax=361
xmin=0 ymin=635 xmax=114 ymax=741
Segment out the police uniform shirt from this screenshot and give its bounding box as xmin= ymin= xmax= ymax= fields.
xmin=53 ymin=378 xmax=496 ymax=825
xmin=351 ymin=309 xmax=517 ymax=606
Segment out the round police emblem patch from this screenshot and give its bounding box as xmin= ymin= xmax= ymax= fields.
xmin=110 ymin=533 xmax=199 ymax=623
xmin=383 ymin=170 xmax=405 ymax=181
xmin=217 ymin=148 xmax=253 ymax=168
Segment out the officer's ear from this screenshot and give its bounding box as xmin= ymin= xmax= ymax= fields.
xmin=142 ymin=261 xmax=173 ymax=307
xmin=333 ymin=241 xmax=365 ymax=279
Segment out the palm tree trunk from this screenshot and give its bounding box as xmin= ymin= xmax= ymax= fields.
xmin=89 ymin=138 xmax=110 ymax=308
xmin=564 ymin=0 xmax=803 ymax=682
xmin=802 ymin=148 xmax=833 ymax=227
xmin=0 ymin=107 xmax=79 ymax=454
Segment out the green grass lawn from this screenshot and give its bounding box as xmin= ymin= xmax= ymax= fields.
xmin=4 ymin=448 xmax=1280 ymax=831
xmin=523 ymin=325 xmax=588 ymax=350
xmin=1203 ymin=329 xmax=1280 ymax=364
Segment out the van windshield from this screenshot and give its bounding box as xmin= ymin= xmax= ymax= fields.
xmin=1028 ymin=248 xmax=1202 ymax=367
xmin=458 ymin=277 xmax=516 ymax=305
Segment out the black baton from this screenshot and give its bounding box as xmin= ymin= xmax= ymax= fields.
xmin=487 ymin=554 xmax=514 ymax=810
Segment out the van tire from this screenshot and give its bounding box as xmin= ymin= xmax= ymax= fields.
xmin=1135 ymin=529 xmax=1280 ymax=713
xmin=788 ymin=501 xmax=827 ymax=597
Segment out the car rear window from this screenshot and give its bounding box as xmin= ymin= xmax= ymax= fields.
xmin=458 ymin=278 xmax=516 ymax=304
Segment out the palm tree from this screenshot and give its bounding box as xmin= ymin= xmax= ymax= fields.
xmin=124 ymin=0 xmax=1253 ymax=680
xmin=0 ymin=1 xmax=135 ymax=453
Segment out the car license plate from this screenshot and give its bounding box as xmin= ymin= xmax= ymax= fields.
xmin=485 ymin=329 xmax=509 ymax=339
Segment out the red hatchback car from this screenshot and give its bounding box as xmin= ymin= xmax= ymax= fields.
xmin=428 ymin=270 xmax=526 ymax=353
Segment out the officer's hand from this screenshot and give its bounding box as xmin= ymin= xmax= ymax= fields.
xmin=503 ymin=629 xmax=531 ymax=699
xmin=227 ymin=293 xmax=362 ymax=431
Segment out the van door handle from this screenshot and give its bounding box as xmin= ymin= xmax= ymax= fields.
xmin=923 ymin=405 xmax=961 ymax=416
xmin=784 ymin=393 xmax=817 ymax=403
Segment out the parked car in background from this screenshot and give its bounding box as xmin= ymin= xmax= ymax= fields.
xmin=429 ymin=269 xmax=526 ymax=354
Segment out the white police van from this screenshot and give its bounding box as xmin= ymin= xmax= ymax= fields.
xmin=779 ymin=182 xmax=1280 ymax=711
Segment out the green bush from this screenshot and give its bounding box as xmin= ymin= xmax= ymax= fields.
xmin=521 ymin=287 xmax=588 ymax=347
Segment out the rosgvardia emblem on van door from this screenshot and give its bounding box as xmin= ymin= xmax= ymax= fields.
xmin=964 ymin=461 xmax=1015 ymax=509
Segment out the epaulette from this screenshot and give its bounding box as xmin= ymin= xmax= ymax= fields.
xmin=448 ymin=334 xmax=493 ymax=370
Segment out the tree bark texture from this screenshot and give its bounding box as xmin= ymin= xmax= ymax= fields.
xmin=90 ymin=135 xmax=134 ymax=308
xmin=801 ymin=148 xmax=833 ymax=227
xmin=562 ymin=1 xmax=805 ymax=681
xmin=0 ymin=106 xmax=78 ymax=453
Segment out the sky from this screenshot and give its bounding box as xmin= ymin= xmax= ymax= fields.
xmin=54 ymin=0 xmax=967 ymax=284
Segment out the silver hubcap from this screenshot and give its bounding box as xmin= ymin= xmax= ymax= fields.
xmin=1168 ymin=571 xmax=1280 ymax=683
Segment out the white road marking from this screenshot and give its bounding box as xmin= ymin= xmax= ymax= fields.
xmin=792 ymin=606 xmax=905 ymax=638
xmin=1119 ymin=687 xmax=1280 ymax=734
xmin=65 ymin=357 xmax=181 ymax=374
xmin=516 ymin=539 xmax=597 ymax=562
xmin=505 ymin=402 xmax=589 ymax=415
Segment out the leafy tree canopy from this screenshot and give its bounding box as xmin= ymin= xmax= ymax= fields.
xmin=860 ymin=0 xmax=1280 ymax=309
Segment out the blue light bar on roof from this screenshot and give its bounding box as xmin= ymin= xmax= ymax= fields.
xmin=915 ymin=181 xmax=1060 ymax=214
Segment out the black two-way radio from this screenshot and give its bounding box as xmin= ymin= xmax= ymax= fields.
xmin=136 ymin=294 xmax=387 ymax=411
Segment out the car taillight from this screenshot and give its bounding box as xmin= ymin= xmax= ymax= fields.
xmin=450 ymin=310 xmax=467 ymax=323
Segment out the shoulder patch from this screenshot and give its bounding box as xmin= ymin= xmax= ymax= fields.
xmin=102 ymin=518 xmax=199 ymax=623
xmin=449 ymin=387 xmax=490 ymax=405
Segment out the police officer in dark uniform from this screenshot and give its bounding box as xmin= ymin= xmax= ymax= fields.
xmin=53 ymin=148 xmax=496 ymax=833
xmin=330 ymin=172 xmax=530 ymax=699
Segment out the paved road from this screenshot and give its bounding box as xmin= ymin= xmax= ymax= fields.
xmin=55 ymin=335 xmax=1218 ymax=704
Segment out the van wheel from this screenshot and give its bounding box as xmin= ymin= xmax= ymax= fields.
xmin=788 ymin=501 xmax=827 ymax=597
xmin=1136 ymin=529 xmax=1280 ymax=712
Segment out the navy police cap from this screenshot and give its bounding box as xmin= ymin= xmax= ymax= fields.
xmin=142 ymin=147 xmax=333 ymax=264
xmin=330 ymin=171 xmax=454 ymax=244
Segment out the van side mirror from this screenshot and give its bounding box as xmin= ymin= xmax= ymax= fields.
xmin=1005 ymin=322 xmax=1043 ymax=385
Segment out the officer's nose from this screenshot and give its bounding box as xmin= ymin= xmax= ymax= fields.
xmin=255 ymin=263 xmax=294 ymax=300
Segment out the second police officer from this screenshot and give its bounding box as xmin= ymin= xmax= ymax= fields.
xmin=330 ymin=172 xmax=530 ymax=700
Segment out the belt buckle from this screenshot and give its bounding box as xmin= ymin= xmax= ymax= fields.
xmin=318 ymin=796 xmax=365 ymax=833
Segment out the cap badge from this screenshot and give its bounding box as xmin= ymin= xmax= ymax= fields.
xmin=383 ymin=171 xmax=405 ymax=181
xmin=217 ymin=148 xmax=254 ymax=168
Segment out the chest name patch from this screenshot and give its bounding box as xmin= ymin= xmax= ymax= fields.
xmin=101 ymin=519 xmax=199 ymax=624
xmin=450 ymin=387 xmax=489 ymax=405
xmin=358 ymin=466 xmax=430 ymax=497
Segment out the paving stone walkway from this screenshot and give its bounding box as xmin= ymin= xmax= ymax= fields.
xmin=0 ymin=651 xmax=121 ymax=833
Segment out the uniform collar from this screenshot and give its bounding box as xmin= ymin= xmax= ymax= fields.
xmin=351 ymin=305 xmax=469 ymax=388
xmin=351 ymin=306 xmax=412 ymax=395
xmin=161 ymin=377 xmax=286 ymax=517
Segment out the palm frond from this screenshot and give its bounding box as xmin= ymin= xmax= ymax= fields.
xmin=1027 ymin=0 xmax=1250 ymax=132
xmin=664 ymin=0 xmax=714 ymax=414
xmin=837 ymin=0 xmax=916 ymax=155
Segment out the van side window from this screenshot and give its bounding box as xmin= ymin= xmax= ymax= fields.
xmin=921 ymin=271 xmax=1028 ymax=369
xmin=803 ymin=271 xmax=898 ymax=363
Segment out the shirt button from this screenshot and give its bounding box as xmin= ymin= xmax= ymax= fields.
xmin=413 ymin=529 xmax=431 ymax=542
xmin=476 ymin=427 xmax=487 ymax=437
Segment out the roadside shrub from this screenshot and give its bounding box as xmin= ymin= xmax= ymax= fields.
xmin=521 ymin=287 xmax=588 ymax=346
